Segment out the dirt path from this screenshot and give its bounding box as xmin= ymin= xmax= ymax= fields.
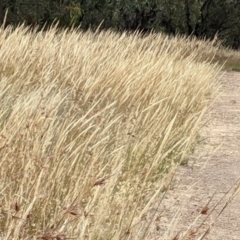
xmin=147 ymin=71 xmax=240 ymax=240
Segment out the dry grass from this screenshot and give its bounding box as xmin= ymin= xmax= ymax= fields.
xmin=210 ymin=40 xmax=240 ymax=71
xmin=0 ymin=25 xmax=223 ymax=239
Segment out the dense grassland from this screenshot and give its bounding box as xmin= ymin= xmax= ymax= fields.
xmin=0 ymin=25 xmax=224 ymax=239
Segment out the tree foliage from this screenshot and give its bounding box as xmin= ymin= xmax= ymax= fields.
xmin=0 ymin=0 xmax=240 ymax=48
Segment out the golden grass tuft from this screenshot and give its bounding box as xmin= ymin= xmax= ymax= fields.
xmin=0 ymin=25 xmax=222 ymax=239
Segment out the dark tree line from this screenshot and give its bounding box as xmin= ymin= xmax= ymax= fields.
xmin=0 ymin=0 xmax=240 ymax=48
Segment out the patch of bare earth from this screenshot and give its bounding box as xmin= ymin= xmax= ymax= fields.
xmin=146 ymin=71 xmax=240 ymax=240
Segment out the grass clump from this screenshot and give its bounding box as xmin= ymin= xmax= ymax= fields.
xmin=0 ymin=25 xmax=221 ymax=239
xmin=210 ymin=40 xmax=240 ymax=71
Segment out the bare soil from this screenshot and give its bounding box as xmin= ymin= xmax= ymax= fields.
xmin=147 ymin=71 xmax=240 ymax=240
